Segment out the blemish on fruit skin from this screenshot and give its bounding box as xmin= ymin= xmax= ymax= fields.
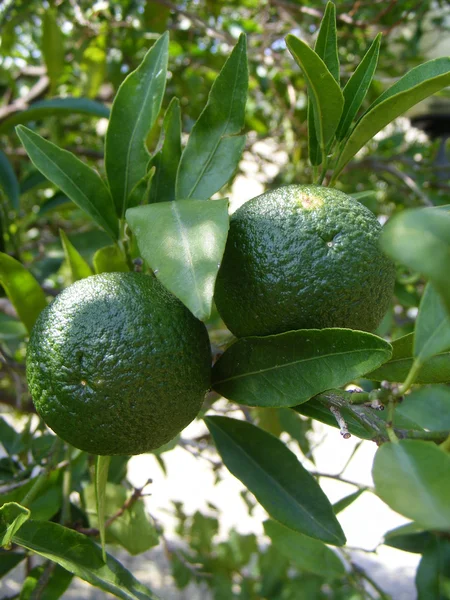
xmin=297 ymin=193 xmax=324 ymax=210
xmin=80 ymin=380 xmax=87 ymax=386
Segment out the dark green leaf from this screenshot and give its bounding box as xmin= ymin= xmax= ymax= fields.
xmin=0 ymin=149 xmax=19 ymax=209
xmin=0 ymin=549 xmax=25 ymax=577
xmin=38 ymin=192 xmax=71 ymax=216
xmin=21 ymin=564 xmax=72 ymax=600
xmin=105 ymin=33 xmax=169 ymax=217
xmin=95 ymin=455 xmax=111 ymax=562
xmin=332 ymin=489 xmax=365 ymax=515
xmin=0 ymin=502 xmax=30 ymax=548
xmin=384 ymin=522 xmax=435 ymax=554
xmin=315 ymin=2 xmax=339 ymax=82
xmin=176 ymin=35 xmax=248 ymax=200
xmin=16 ymin=126 xmax=118 ymax=240
xmin=149 ymin=98 xmax=182 ymax=203
xmin=212 ymin=329 xmax=392 ymax=407
xmin=59 ymin=229 xmax=93 ymax=282
xmin=264 ymin=519 xmax=345 ymax=579
xmin=397 ymin=385 xmax=450 ymax=431
xmin=20 ymin=170 xmax=47 ymax=195
xmin=0 ymin=98 xmax=109 ymax=134
xmin=127 ymin=167 xmax=155 ymax=209
xmin=205 ymin=416 xmax=346 ymax=545
xmin=126 ymin=198 xmax=229 ymax=321
xmin=5 ymin=518 xmax=159 ymax=599
xmin=415 ymin=283 xmax=450 ymax=363
xmin=416 ymin=538 xmax=450 ymax=600
xmin=335 ymin=34 xmax=381 ymax=141
xmin=0 ymin=252 xmax=47 ymax=333
xmin=0 ymin=417 xmax=26 ymax=455
xmin=373 ymin=440 xmax=450 ymax=530
xmin=41 ymin=9 xmax=64 ymax=94
xmin=334 ymin=58 xmax=450 ymax=177
xmin=286 ymin=35 xmax=343 ymax=153
xmin=307 ymin=104 xmax=322 ymax=166
xmin=93 ymin=245 xmax=129 ymax=274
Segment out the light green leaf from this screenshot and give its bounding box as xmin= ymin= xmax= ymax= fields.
xmin=0 ymin=314 xmax=27 ymax=341
xmin=93 ymin=245 xmax=129 ymax=274
xmin=373 ymin=440 xmax=450 ymax=530
xmin=397 ymin=385 xmax=450 ymax=431
xmin=334 ymin=58 xmax=450 ymax=177
xmin=205 ymin=416 xmax=346 ymax=546
xmin=6 ymin=519 xmax=159 ymax=599
xmin=59 ymin=229 xmax=93 ymax=282
xmin=264 ymin=519 xmax=345 ymax=579
xmin=16 ymin=126 xmax=118 ymax=240
xmin=149 ymin=97 xmax=182 ymax=203
xmin=415 ymin=283 xmax=450 ymax=364
xmin=0 ymin=252 xmax=47 ymax=333
xmin=105 ymin=32 xmax=169 ymax=217
xmin=212 ymin=329 xmax=392 ymax=407
xmin=126 ymin=198 xmax=229 ymax=321
xmin=176 ymin=34 xmax=248 ymax=201
xmin=335 ymin=34 xmax=381 ymax=141
xmin=0 ymin=98 xmax=109 ymax=134
xmin=0 ymin=149 xmax=19 ymax=210
xmin=0 ymin=502 xmax=30 ymax=548
xmin=286 ymin=35 xmax=343 ymax=153
xmin=95 ymin=455 xmax=111 ymax=563
xmin=41 ymin=9 xmax=64 ymax=94
xmin=81 ymin=38 xmax=107 ymax=99
xmin=381 ymin=208 xmax=450 ymax=314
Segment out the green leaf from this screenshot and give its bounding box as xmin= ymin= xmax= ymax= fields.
xmin=176 ymin=34 xmax=248 ymax=201
xmin=212 ymin=329 xmax=392 ymax=407
xmin=16 ymin=126 xmax=118 ymax=240
xmin=0 ymin=98 xmax=109 ymax=134
xmin=332 ymin=489 xmax=365 ymax=515
xmin=335 ymin=34 xmax=381 ymax=141
xmin=21 ymin=564 xmax=72 ymax=600
xmin=373 ymin=440 xmax=450 ymax=530
xmin=0 ymin=502 xmax=30 ymax=548
xmin=127 ymin=166 xmax=155 ymax=209
xmin=334 ymin=58 xmax=450 ymax=177
xmin=264 ymin=519 xmax=345 ymax=580
xmin=415 ymin=283 xmax=450 ymax=364
xmin=0 ymin=149 xmax=19 ymax=209
xmin=367 ymin=333 xmax=450 ymax=384
xmin=149 ymin=98 xmax=182 ymax=203
xmin=0 ymin=549 xmax=25 ymax=577
xmin=384 ymin=522 xmax=435 ymax=554
xmin=382 ymin=208 xmax=450 ymax=314
xmin=286 ymin=35 xmax=343 ymax=153
xmin=416 ymin=538 xmax=450 ymax=599
xmin=205 ymin=416 xmax=346 ymax=545
xmin=0 ymin=313 xmax=27 ymax=341
xmin=82 ymin=483 xmax=159 ymax=555
xmin=397 ymin=385 xmax=450 ymax=431
xmin=0 ymin=417 xmax=26 ymax=455
xmin=5 ymin=518 xmax=159 ymax=599
xmin=105 ymin=32 xmax=169 ymax=217
xmin=126 ymin=198 xmax=229 ymax=321
xmin=59 ymin=229 xmax=93 ymax=282
xmin=0 ymin=252 xmax=47 ymax=333
xmin=307 ymin=104 xmax=322 ymax=166
xmin=93 ymin=245 xmax=129 ymax=274
xmin=95 ymin=455 xmax=111 ymax=563
xmin=41 ymin=9 xmax=64 ymax=94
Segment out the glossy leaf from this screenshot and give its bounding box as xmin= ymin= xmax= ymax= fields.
xmin=0 ymin=149 xmax=19 ymax=209
xmin=0 ymin=502 xmax=30 ymax=548
xmin=205 ymin=416 xmax=346 ymax=545
xmin=367 ymin=332 xmax=450 ymax=383
xmin=2 ymin=518 xmax=159 ymax=599
xmin=41 ymin=9 xmax=64 ymax=94
xmin=212 ymin=329 xmax=392 ymax=407
xmin=149 ymin=97 xmax=182 ymax=203
xmin=415 ymin=538 xmax=450 ymax=599
xmin=176 ymin=34 xmax=248 ymax=201
xmin=382 ymin=208 xmax=450 ymax=314
xmin=59 ymin=229 xmax=93 ymax=282
xmin=332 ymin=489 xmax=365 ymax=515
xmin=415 ymin=283 xmax=450 ymax=363
xmin=105 ymin=32 xmax=169 ymax=217
xmin=93 ymin=245 xmax=129 ymax=274
xmin=373 ymin=440 xmax=450 ymax=530
xmin=95 ymin=455 xmax=111 ymax=562
xmin=335 ymin=34 xmax=381 ymax=141
xmin=264 ymin=520 xmax=345 ymax=579
xmin=0 ymin=98 xmax=109 ymax=134
xmin=397 ymin=385 xmax=450 ymax=431
xmin=126 ymin=199 xmax=229 ymax=321
xmin=334 ymin=58 xmax=450 ymax=177
xmin=286 ymin=35 xmax=343 ymax=153
xmin=16 ymin=126 xmax=118 ymax=240
xmin=0 ymin=252 xmax=47 ymax=333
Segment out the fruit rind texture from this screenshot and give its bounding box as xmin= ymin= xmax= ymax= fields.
xmin=214 ymin=184 xmax=396 ymax=337
xmin=26 ymin=272 xmax=211 ymax=455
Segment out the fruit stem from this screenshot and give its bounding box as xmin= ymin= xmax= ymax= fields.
xmin=397 ymin=359 xmax=422 ymax=396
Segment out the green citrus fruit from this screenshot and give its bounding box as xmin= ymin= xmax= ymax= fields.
xmin=214 ymin=184 xmax=396 ymax=337
xmin=26 ymin=272 xmax=211 ymax=455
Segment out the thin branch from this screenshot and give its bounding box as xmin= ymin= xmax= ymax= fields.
xmin=0 ymin=76 xmax=50 ymax=123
